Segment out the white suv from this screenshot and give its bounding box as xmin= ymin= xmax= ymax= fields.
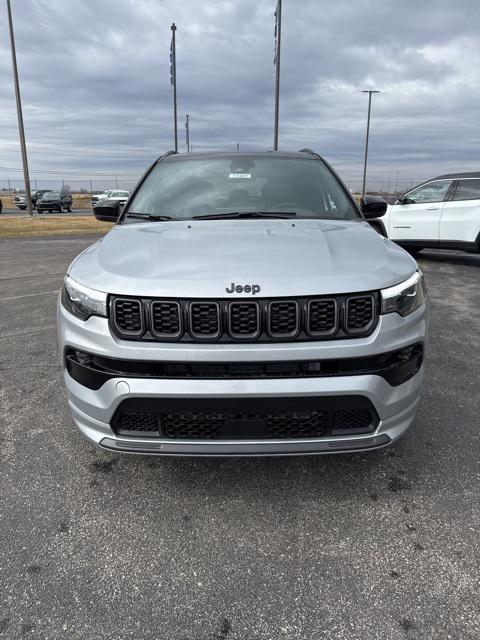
xmin=373 ymin=172 xmax=480 ymax=255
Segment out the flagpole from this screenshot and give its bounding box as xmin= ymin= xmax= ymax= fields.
xmin=273 ymin=0 xmax=282 ymax=151
xmin=171 ymin=23 xmax=178 ymax=153
xmin=7 ymin=0 xmax=33 ymax=216
xmin=185 ymin=114 xmax=190 ymax=153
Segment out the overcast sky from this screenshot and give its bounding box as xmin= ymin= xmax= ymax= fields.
xmin=1 ymin=0 xmax=479 ymax=191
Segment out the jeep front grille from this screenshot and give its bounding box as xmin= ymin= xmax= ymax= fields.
xmin=110 ymin=293 xmax=378 ymax=342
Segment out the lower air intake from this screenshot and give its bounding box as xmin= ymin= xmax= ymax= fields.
xmin=111 ymin=397 xmax=379 ymax=440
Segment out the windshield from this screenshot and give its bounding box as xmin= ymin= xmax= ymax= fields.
xmin=124 ymin=156 xmax=359 ymax=222
xmin=42 ymin=191 xmax=59 ymax=198
xmin=111 ymin=191 xmax=129 ymax=197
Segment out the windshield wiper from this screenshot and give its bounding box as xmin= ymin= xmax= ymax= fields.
xmin=193 ymin=211 xmax=297 ymax=220
xmin=125 ymin=213 xmax=175 ymax=221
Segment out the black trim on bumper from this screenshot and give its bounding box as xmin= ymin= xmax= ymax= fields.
xmin=99 ymin=433 xmax=392 ymax=456
xmin=109 ymin=395 xmax=379 ymax=440
xmin=65 ymin=343 xmax=424 ymax=390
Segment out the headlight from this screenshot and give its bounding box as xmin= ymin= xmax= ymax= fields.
xmin=381 ymin=271 xmax=426 ymax=317
xmin=62 ymin=275 xmax=107 ymax=320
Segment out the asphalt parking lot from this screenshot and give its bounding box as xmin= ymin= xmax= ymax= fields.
xmin=0 ymin=235 xmax=479 ymax=640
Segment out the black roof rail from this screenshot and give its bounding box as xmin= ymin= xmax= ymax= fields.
xmin=155 ymin=149 xmax=177 ymax=163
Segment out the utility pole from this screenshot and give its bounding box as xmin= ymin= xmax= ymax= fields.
xmin=89 ymin=178 xmax=93 ymax=195
xmin=185 ymin=114 xmax=190 ymax=153
xmin=115 ymin=176 xmax=119 ymax=188
xmin=273 ymin=0 xmax=282 ymax=151
xmin=361 ymin=89 xmax=380 ymax=197
xmin=170 ymin=23 xmax=178 ymax=152
xmin=236 ymin=142 xmax=240 ymax=151
xmin=7 ymin=0 xmax=33 ymax=216
xmin=7 ymin=179 xmax=11 ymax=195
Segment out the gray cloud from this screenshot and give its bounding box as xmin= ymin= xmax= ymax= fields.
xmin=1 ymin=0 xmax=479 ymax=191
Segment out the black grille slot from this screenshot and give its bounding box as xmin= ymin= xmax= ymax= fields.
xmin=190 ymin=302 xmax=220 ymax=337
xmin=229 ymin=302 xmax=260 ymax=338
xmin=151 ymin=301 xmax=182 ymax=338
xmin=113 ymin=298 xmax=143 ymax=336
xmin=308 ymin=298 xmax=337 ymax=335
xmin=268 ymin=301 xmax=299 ymax=337
xmin=345 ymin=295 xmax=375 ymax=333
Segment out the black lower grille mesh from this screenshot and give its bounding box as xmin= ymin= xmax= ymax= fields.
xmin=333 ymin=409 xmax=372 ymax=432
xmin=115 ymin=411 xmax=158 ymax=434
xmin=112 ymin=398 xmax=378 ymax=440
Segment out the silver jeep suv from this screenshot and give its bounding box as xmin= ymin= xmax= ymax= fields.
xmin=58 ymin=150 xmax=427 ymax=456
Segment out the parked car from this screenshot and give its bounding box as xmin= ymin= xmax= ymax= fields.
xmin=58 ymin=149 xmax=427 ymax=457
xmin=93 ymin=189 xmax=130 ymax=212
xmin=31 ymin=189 xmax=52 ymax=210
xmin=91 ymin=190 xmax=114 ymax=206
xmin=14 ymin=194 xmax=27 ymax=210
xmin=104 ymin=190 xmax=130 ymax=205
xmin=370 ymin=172 xmax=480 ymax=255
xmin=37 ymin=190 xmax=73 ymax=213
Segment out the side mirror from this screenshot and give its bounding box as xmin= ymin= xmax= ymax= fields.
xmin=360 ymin=195 xmax=387 ymax=219
xmin=93 ymin=199 xmax=120 ymax=222
xmin=396 ymin=196 xmax=414 ymax=205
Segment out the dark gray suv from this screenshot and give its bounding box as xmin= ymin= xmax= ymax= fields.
xmin=37 ymin=190 xmax=72 ymax=213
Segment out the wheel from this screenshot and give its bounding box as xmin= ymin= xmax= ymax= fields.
xmin=49 ymin=209 xmax=53 ymax=213
xmin=67 ymin=204 xmax=72 ymax=213
xmin=58 ymin=204 xmax=63 ymax=213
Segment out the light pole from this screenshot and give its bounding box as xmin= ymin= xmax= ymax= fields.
xmin=361 ymin=89 xmax=380 ymax=197
xmin=273 ymin=0 xmax=282 ymax=151
xmin=7 ymin=0 xmax=33 ymax=216
xmin=171 ymin=23 xmax=178 ymax=153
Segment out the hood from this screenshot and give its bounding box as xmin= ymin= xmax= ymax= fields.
xmin=69 ymin=219 xmax=416 ymax=297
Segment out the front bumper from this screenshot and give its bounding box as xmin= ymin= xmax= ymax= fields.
xmin=58 ymin=301 xmax=426 ymax=456
xmin=37 ymin=202 xmax=60 ymax=210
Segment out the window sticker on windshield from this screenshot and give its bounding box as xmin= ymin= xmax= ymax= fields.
xmin=229 ymin=173 xmax=252 ymax=179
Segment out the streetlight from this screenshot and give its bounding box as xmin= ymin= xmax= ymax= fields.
xmin=6 ymin=0 xmax=33 ymax=216
xmin=361 ymin=89 xmax=380 ymax=197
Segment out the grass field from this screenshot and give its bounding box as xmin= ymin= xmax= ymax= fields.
xmin=0 ymin=215 xmax=113 ymax=238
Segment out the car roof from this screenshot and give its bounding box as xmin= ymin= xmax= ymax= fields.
xmin=432 ymin=172 xmax=480 ymax=180
xmin=160 ymin=150 xmax=321 ymax=164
